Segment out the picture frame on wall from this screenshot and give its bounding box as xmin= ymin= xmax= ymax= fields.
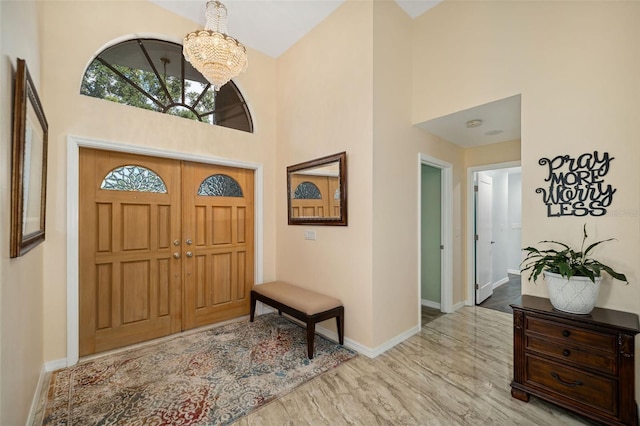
xmin=10 ymin=58 xmax=49 ymax=258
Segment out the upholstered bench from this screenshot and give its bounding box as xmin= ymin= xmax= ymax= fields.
xmin=250 ymin=281 xmax=344 ymax=359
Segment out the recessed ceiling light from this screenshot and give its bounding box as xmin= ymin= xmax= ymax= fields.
xmin=466 ymin=119 xmax=483 ymax=128
xmin=485 ymin=129 xmax=504 ymax=136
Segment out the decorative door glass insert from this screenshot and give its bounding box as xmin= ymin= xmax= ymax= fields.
xmin=101 ymin=165 xmax=167 ymax=193
xmin=198 ymin=174 xmax=243 ymax=197
xmin=294 ymin=182 xmax=322 ymax=199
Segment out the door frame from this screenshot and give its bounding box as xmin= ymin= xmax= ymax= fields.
xmin=465 ymin=161 xmax=520 ymax=306
xmin=66 ymin=135 xmax=264 ymax=366
xmin=418 ymin=153 xmax=453 ymax=323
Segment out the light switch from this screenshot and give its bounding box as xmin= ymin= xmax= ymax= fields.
xmin=304 ymin=230 xmax=316 ymax=240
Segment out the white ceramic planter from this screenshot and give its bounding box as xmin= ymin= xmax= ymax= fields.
xmin=544 ymin=271 xmax=602 ymax=315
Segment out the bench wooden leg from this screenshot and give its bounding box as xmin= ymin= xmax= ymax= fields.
xmin=307 ymin=321 xmax=316 ymax=359
xmin=250 ymin=291 xmax=257 ymax=322
xmin=336 ymin=313 xmax=344 ymax=345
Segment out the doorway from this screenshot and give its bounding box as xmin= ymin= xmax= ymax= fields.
xmin=78 ymin=148 xmax=254 ymax=356
xmin=418 ymin=154 xmax=453 ymax=326
xmin=67 ymin=136 xmax=264 ymax=365
xmin=421 ymin=164 xmax=441 ymax=309
xmin=467 ymin=163 xmax=522 ymax=309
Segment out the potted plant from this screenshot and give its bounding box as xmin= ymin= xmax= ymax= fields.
xmin=521 ymin=224 xmax=628 ymax=314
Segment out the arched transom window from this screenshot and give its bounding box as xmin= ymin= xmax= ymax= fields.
xmin=81 ymin=38 xmax=253 ymax=133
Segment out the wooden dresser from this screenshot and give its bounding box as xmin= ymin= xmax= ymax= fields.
xmin=511 ymin=295 xmax=640 ymax=426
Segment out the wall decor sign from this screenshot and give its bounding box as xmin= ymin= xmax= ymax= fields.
xmin=536 ymin=151 xmax=615 ymax=217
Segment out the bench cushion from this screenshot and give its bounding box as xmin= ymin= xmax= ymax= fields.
xmin=252 ymin=281 xmax=342 ymax=316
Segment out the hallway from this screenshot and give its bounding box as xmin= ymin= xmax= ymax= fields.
xmin=478 ymin=273 xmax=522 ymax=313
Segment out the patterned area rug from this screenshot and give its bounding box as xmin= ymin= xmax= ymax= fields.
xmin=42 ymin=314 xmax=356 ymax=425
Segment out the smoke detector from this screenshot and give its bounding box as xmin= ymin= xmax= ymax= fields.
xmin=466 ymin=119 xmax=483 ymax=128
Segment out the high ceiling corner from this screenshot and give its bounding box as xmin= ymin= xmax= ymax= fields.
xmin=150 ymin=0 xmax=442 ymax=58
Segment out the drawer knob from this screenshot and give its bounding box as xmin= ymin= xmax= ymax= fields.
xmin=562 ymin=349 xmax=571 ymax=357
xmin=551 ymin=372 xmax=583 ymax=388
xmin=562 ymin=330 xmax=571 ymax=337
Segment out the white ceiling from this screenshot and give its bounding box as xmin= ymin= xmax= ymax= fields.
xmin=151 ymin=0 xmax=520 ymax=147
xmin=151 ymin=0 xmax=441 ymax=58
xmin=417 ymin=95 xmax=522 ymax=148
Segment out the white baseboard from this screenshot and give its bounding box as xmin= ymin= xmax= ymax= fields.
xmin=45 ymin=358 xmax=68 ymax=372
xmin=455 ymin=300 xmax=470 ymax=310
xmin=421 ymin=299 xmax=441 ymax=310
xmin=508 ymin=269 xmax=521 ymax=275
xmin=343 ymin=325 xmax=420 ymax=359
xmin=27 ymin=364 xmax=49 ymax=426
xmin=492 ymin=277 xmax=510 ymax=289
xmin=257 ymin=311 xmax=420 ymax=359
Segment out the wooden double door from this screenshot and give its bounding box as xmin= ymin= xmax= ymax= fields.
xmin=79 ymin=149 xmax=254 ymax=356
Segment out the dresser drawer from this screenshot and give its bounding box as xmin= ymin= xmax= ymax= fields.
xmin=526 ymin=316 xmax=616 ymax=353
xmin=525 ymin=354 xmax=617 ymax=416
xmin=526 ymin=335 xmax=617 ymax=375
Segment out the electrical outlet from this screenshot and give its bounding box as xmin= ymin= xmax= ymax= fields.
xmin=304 ymin=230 xmax=316 ymax=240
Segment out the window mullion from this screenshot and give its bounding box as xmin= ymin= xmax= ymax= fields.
xmin=96 ymin=58 xmax=165 ymax=110
xmin=136 ymin=40 xmax=173 ymax=103
xmin=191 ymin=83 xmax=213 ymax=109
xmin=181 ymin=57 xmax=186 ymax=105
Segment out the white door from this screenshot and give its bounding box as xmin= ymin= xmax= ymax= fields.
xmin=475 ymin=172 xmax=493 ymax=304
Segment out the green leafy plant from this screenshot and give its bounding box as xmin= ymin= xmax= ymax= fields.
xmin=521 ymin=224 xmax=628 ymax=284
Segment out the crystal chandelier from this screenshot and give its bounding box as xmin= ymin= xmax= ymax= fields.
xmin=183 ymin=0 xmax=248 ymax=91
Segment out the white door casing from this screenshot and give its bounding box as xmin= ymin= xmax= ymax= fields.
xmin=67 ymin=135 xmax=264 ymax=367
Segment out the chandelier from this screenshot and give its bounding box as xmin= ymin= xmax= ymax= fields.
xmin=183 ymin=0 xmax=248 ymax=91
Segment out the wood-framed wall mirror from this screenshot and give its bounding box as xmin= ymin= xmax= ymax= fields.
xmin=287 ymin=152 xmax=347 ymax=226
xmin=10 ymin=58 xmax=49 ymax=257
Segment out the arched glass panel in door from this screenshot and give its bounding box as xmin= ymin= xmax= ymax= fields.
xmin=294 ymin=182 xmax=322 ymax=199
xmin=197 ymin=174 xmax=243 ymax=197
xmin=100 ymin=164 xmax=167 ymax=193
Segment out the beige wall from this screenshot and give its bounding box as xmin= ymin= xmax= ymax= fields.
xmin=0 ymin=1 xmax=45 ymax=424
xmin=276 ymin=0 xmax=376 ymax=347
xmin=371 ymin=1 xmax=464 ymax=344
xmin=40 ymin=0 xmax=278 ymax=362
xmin=465 ymin=140 xmax=521 ymax=169
xmin=275 ymin=0 xmax=510 ymax=349
xmin=370 ymin=2 xmax=520 ymax=339
xmin=275 ymin=0 xmax=519 ymax=349
xmin=413 ymin=0 xmax=639 ymax=386
xmin=5 ymin=0 xmax=636 ymax=418
xmin=414 ymin=0 xmax=640 ymax=312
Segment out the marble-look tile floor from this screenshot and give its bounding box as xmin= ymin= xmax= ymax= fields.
xmin=238 ymin=306 xmax=597 ymax=425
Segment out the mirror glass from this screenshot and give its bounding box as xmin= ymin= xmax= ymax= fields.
xmin=287 ymin=152 xmax=347 ymax=226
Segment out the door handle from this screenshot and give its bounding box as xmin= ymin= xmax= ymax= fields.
xmin=173 ymin=252 xmax=181 ymax=259
xmin=186 ymin=251 xmax=193 ymax=258
xmin=186 ymin=239 xmax=193 ymax=245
